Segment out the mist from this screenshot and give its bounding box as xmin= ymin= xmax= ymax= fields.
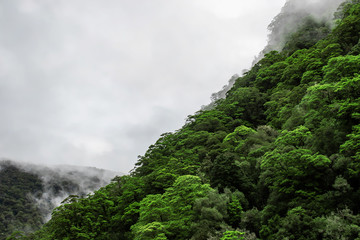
xmin=207 ymin=0 xmax=346 ymax=102
xmin=264 ymin=0 xmax=346 ymax=53
xmin=0 ymin=0 xmax=287 ymax=172
xmin=1 ymin=160 xmax=119 ymax=221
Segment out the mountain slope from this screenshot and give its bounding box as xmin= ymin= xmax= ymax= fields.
xmin=0 ymin=160 xmax=118 ymax=240
xmin=19 ymin=0 xmax=360 ymax=239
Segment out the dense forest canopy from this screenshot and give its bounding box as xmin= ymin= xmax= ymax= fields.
xmin=5 ymin=0 xmax=360 ymax=239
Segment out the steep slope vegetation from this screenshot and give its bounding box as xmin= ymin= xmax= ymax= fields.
xmin=19 ymin=0 xmax=360 ymax=239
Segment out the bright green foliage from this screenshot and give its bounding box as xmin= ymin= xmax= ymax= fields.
xmin=224 ymin=126 xmax=256 ymax=147
xmin=220 ymin=231 xmax=245 ymax=240
xmin=319 ymin=43 xmax=343 ymax=61
xmin=131 ymin=175 xmax=212 ymax=239
xmin=273 ymin=125 xmax=312 ymax=147
xmin=323 ymin=55 xmax=360 ymax=82
xmin=41 ymin=190 xmax=117 ymax=239
xmin=131 ymin=194 xmax=169 ymax=240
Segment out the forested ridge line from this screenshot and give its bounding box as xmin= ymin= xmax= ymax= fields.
xmin=12 ymin=0 xmax=360 ymax=239
xmin=0 ymin=160 xmax=116 ymax=240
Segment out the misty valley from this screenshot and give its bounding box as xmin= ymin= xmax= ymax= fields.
xmin=0 ymin=160 xmax=118 ymax=239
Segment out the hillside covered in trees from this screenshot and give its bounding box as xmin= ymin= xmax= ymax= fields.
xmin=0 ymin=161 xmax=117 ymax=240
xmin=9 ymin=0 xmax=360 ymax=239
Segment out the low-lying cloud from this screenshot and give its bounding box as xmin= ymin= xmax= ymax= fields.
xmin=265 ymin=0 xmax=345 ymax=52
xmin=2 ymin=160 xmax=119 ymax=221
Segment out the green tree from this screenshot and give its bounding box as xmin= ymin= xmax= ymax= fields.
xmin=261 ymin=126 xmax=332 ymax=200
xmin=220 ymin=231 xmax=245 ymax=240
xmin=131 ymin=175 xmax=213 ymax=240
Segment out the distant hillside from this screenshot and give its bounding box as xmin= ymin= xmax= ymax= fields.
xmin=0 ymin=160 xmax=119 ymax=239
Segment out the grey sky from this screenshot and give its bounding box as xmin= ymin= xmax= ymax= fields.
xmin=0 ymin=0 xmax=286 ymax=172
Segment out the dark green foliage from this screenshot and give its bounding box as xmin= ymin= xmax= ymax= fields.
xmin=0 ymin=161 xmax=116 ymax=240
xmin=22 ymin=1 xmax=360 ymax=239
xmin=0 ymin=162 xmax=43 ymax=240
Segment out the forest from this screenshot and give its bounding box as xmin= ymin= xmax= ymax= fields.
xmin=0 ymin=160 xmax=115 ymax=240
xmin=4 ymin=0 xmax=360 ymax=239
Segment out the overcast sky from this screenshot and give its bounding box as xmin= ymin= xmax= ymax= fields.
xmin=0 ymin=0 xmax=286 ymax=173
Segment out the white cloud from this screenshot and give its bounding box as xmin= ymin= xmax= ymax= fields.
xmin=0 ymin=0 xmax=287 ymax=172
